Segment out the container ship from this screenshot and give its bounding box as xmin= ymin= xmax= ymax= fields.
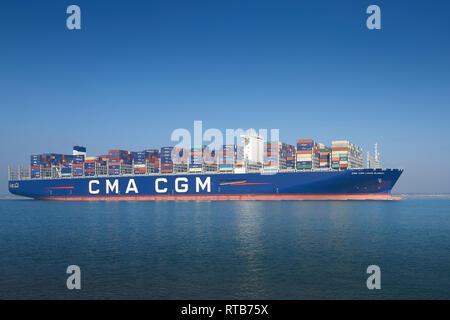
xmin=8 ymin=135 xmax=403 ymax=201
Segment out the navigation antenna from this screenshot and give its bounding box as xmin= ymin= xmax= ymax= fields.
xmin=374 ymin=143 xmax=381 ymax=168
xmin=367 ymin=143 xmax=381 ymax=169
xmin=374 ymin=143 xmax=380 ymax=164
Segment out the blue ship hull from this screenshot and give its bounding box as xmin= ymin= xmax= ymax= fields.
xmin=8 ymin=169 xmax=403 ymax=200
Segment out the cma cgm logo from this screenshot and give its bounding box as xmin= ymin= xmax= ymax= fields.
xmin=88 ymin=177 xmax=211 ymax=195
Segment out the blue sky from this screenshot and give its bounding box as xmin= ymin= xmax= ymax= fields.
xmin=1 ymin=0 xmax=449 ymax=193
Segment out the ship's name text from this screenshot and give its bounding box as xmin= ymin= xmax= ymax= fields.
xmin=88 ymin=177 xmax=211 ymax=195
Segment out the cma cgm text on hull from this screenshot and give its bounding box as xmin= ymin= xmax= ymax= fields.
xmin=87 ymin=176 xmax=212 ymax=195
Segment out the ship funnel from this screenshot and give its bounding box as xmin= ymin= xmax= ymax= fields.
xmin=73 ymin=146 xmax=87 ymax=156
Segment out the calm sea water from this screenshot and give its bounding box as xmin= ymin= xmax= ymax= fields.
xmin=0 ymin=198 xmax=449 ymax=299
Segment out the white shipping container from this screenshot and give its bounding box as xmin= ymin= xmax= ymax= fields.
xmin=332 ymin=140 xmax=350 ymax=147
xmin=332 ymin=151 xmax=349 ymax=156
xmin=263 ymin=166 xmax=279 ymax=171
xmin=234 ymin=167 xmax=246 ymax=174
xmin=296 ymin=155 xmax=313 ymax=160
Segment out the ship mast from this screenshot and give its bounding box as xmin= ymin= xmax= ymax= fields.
xmin=367 ymin=143 xmax=381 ymax=169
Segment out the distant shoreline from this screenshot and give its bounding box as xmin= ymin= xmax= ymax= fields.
xmin=0 ymin=195 xmax=31 ymax=200
xmin=394 ymin=193 xmax=450 ymax=199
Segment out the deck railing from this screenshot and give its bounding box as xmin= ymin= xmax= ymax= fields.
xmin=8 ymin=163 xmax=372 ymax=181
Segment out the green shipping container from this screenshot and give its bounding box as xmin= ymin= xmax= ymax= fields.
xmin=296 ymin=165 xmax=312 ymax=169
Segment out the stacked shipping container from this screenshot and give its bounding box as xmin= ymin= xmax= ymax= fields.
xmin=331 ymin=141 xmax=363 ymax=170
xmin=28 ymin=139 xmax=365 ymax=179
xmin=132 ymin=150 xmax=162 ymax=174
xmin=72 ymin=155 xmax=85 ymax=176
xmin=286 ymin=149 xmax=295 ymax=170
xmin=84 ymin=157 xmax=97 ymax=176
xmin=219 ymin=145 xmax=235 ymax=172
xmin=296 ymin=140 xmax=319 ymax=170
xmin=234 ymin=145 xmax=245 ymax=173
xmin=96 ymin=156 xmax=108 ymax=175
xmin=145 ymin=149 xmax=160 ymax=174
xmin=263 ymin=142 xmax=295 ymax=171
xmin=202 ymin=147 xmax=217 ymax=172
xmin=173 ymin=148 xmax=189 ymax=173
xmin=30 ymin=155 xmax=43 ymax=178
xmin=61 ymin=155 xmax=74 ymax=177
xmin=108 ymin=150 xmax=127 ymax=175
xmin=160 ymin=147 xmax=174 ymax=173
xmin=133 ymin=151 xmax=147 ymax=174
xmin=319 ymin=145 xmax=332 ymax=169
xmin=189 ymin=146 xmax=204 ymax=173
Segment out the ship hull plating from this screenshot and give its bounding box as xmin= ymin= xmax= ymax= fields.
xmin=8 ymin=169 xmax=403 ymax=201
